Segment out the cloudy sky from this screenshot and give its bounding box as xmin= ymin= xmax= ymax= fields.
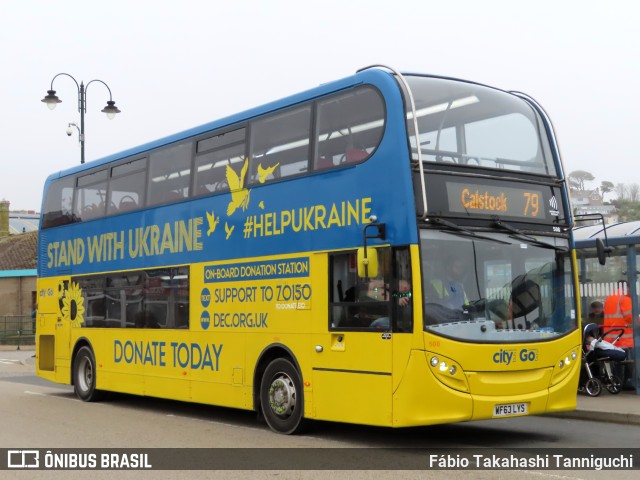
xmin=1 ymin=0 xmax=638 ymax=211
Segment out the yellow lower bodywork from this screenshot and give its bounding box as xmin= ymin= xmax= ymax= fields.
xmin=35 ymin=247 xmax=581 ymax=429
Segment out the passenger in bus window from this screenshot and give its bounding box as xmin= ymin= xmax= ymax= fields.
xmin=394 ymin=280 xmax=412 ymax=307
xmin=355 ymin=279 xmax=389 ymax=327
xmin=369 ymin=280 xmax=412 ymax=330
xmin=360 ymin=279 xmax=388 ymax=302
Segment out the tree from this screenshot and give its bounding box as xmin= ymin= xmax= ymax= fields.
xmin=568 ymin=170 xmax=595 ymax=191
xmin=613 ymin=199 xmax=640 ymax=222
xmin=629 ymin=183 xmax=640 ymax=202
xmin=616 ymin=183 xmax=628 ymax=200
xmin=600 ymin=181 xmax=614 ymax=202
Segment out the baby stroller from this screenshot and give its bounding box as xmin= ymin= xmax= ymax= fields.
xmin=579 ymin=323 xmax=626 ymax=396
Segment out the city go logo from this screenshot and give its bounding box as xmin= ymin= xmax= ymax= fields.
xmin=7 ymin=450 xmax=39 ymax=468
xmin=493 ymin=348 xmax=539 ymax=365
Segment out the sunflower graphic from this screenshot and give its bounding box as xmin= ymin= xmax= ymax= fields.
xmin=60 ymin=281 xmax=86 ymax=328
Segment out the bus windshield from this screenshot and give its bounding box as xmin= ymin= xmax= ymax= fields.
xmin=421 ymin=229 xmax=575 ymax=342
xmin=406 ymin=75 xmax=557 ymax=176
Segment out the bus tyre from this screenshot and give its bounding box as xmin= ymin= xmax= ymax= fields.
xmin=260 ymin=358 xmax=307 ymax=434
xmin=73 ymin=346 xmax=103 ymax=402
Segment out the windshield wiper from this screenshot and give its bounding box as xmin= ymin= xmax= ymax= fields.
xmin=492 ymin=216 xmax=568 ymax=252
xmin=429 ymin=217 xmax=511 ymax=245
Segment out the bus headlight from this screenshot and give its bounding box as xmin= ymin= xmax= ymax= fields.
xmin=426 ymin=352 xmax=468 ymax=393
xmin=550 ymin=347 xmax=580 ymax=387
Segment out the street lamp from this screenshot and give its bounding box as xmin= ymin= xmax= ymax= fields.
xmin=41 ymin=73 xmax=121 ymax=164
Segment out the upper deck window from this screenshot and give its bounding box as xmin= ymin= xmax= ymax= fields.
xmin=107 ymin=158 xmax=146 ymax=214
xmin=41 ymin=176 xmax=75 ymax=228
xmin=74 ymin=169 xmax=109 ymax=221
xmin=147 ymin=142 xmax=192 ymax=206
xmin=40 ymin=83 xmax=387 ymax=230
xmin=249 ymin=106 xmax=311 ymax=183
xmin=405 ymin=76 xmax=557 ymax=177
xmin=315 ymin=87 xmax=385 ymax=170
xmin=194 ymin=128 xmax=246 ymax=196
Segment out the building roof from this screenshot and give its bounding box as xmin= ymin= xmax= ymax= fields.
xmin=9 ymin=212 xmax=39 ymax=234
xmin=0 ymin=231 xmax=38 ymax=270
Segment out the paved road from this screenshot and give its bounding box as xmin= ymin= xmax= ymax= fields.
xmin=0 ymin=349 xmax=637 ymax=479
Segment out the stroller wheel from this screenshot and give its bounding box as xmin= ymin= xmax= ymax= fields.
xmin=585 ymin=378 xmax=602 ymax=397
xmin=606 ymin=375 xmax=623 ymax=394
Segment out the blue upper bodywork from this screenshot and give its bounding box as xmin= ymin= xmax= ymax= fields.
xmin=39 ymin=68 xmax=419 ymax=278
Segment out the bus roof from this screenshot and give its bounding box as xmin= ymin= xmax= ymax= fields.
xmin=44 ymin=66 xmax=518 ymax=183
xmin=43 ymin=68 xmax=395 ymax=182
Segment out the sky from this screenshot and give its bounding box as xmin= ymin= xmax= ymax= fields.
xmin=1 ymin=0 xmax=638 ymax=212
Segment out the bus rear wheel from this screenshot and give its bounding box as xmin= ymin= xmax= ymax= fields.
xmin=73 ymin=346 xmax=103 ymax=402
xmin=260 ymin=358 xmax=307 ymax=434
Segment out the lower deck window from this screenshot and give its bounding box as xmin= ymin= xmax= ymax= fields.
xmin=74 ymin=266 xmax=189 ymax=329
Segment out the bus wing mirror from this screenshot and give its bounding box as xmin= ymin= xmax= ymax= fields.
xmin=596 ymin=238 xmax=612 ymax=266
xmin=357 ymin=247 xmax=379 ymax=278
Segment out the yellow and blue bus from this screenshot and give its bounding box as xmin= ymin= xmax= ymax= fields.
xmin=36 ymin=66 xmax=580 ymax=434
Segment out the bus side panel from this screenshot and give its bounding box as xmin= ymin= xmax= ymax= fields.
xmin=190 ymin=253 xmax=318 ymax=411
xmin=188 ymin=330 xmax=248 ymax=409
xmin=88 ymin=331 xmax=145 ymax=397
xmin=35 ymin=276 xmax=72 ymax=385
xmin=89 ymin=329 xmax=239 ymax=405
xmin=311 ymin=368 xmax=393 ymax=426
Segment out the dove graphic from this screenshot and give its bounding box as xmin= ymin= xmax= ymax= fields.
xmin=257 ymin=162 xmax=279 ymax=183
xmin=206 ymin=211 xmax=219 ymax=236
xmin=226 ymin=159 xmax=250 ymax=216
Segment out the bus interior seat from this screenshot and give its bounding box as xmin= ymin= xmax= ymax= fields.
xmin=316 ymin=156 xmax=335 ymax=170
xmin=118 ymin=197 xmax=138 ymax=212
xmin=165 ymin=190 xmax=185 ymax=203
xmin=345 ymin=148 xmax=368 ymax=163
xmin=196 ymin=185 xmax=212 ymax=196
xmin=82 ymin=203 xmax=103 ymax=220
xmin=510 ymin=277 xmax=542 ymax=329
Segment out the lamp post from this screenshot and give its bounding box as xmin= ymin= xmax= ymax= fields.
xmin=41 ymin=73 xmax=121 ymax=164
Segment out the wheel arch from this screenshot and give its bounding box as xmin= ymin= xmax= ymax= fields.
xmin=70 ymin=337 xmax=95 ymax=385
xmin=252 ymin=343 xmax=303 ymax=412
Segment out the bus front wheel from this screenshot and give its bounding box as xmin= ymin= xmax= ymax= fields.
xmin=259 ymin=358 xmax=307 ymax=434
xmin=73 ymin=346 xmax=103 ymax=402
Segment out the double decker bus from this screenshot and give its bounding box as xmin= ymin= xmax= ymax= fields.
xmin=36 ymin=65 xmax=580 ymax=434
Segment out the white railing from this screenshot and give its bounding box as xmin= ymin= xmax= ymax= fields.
xmin=579 ymin=281 xmax=636 ymax=299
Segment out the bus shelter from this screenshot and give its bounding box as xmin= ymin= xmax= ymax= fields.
xmin=574 ymin=220 xmax=640 ymax=394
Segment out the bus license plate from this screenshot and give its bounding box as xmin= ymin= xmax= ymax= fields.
xmin=493 ymin=402 xmax=528 ymax=417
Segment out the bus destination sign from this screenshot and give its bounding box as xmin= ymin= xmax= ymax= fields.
xmin=446 ymin=181 xmax=544 ymax=219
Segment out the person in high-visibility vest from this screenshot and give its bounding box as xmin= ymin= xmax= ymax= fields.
xmin=429 ymin=258 xmax=468 ymax=310
xmin=603 ymin=281 xmax=634 ymax=349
